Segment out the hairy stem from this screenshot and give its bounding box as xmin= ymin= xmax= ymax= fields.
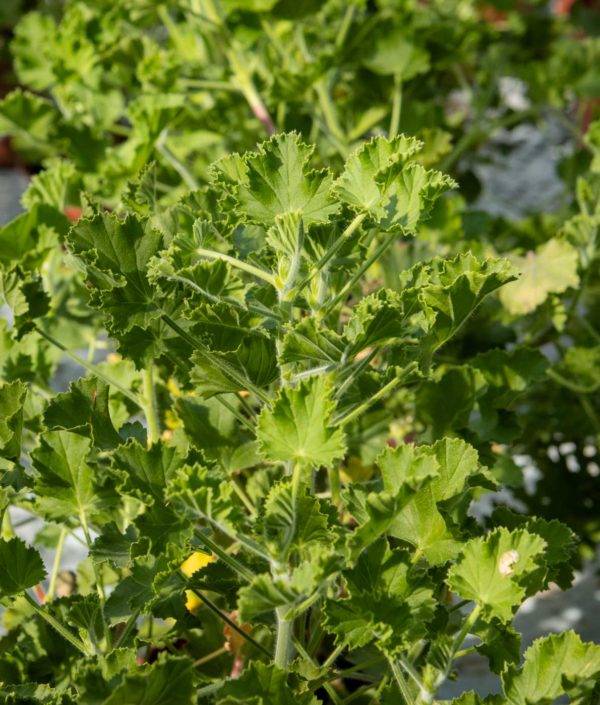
xmin=35 ymin=327 xmax=142 ymax=407
xmin=389 ymin=75 xmax=403 ymax=139
xmin=24 ymin=592 xmax=90 ymax=656
xmin=195 ymin=247 xmax=277 ymax=287
xmin=46 ymin=527 xmax=68 ymax=602
xmin=193 ymin=529 xmax=254 ymax=582
xmin=190 ymin=588 xmax=271 ymax=656
xmin=388 ymin=656 xmax=415 ymax=705
xmin=141 ymin=365 xmax=161 ymax=445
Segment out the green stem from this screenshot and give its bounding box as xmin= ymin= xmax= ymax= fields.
xmin=274 ymin=607 xmax=294 ymax=668
xmin=335 ymin=5 xmax=355 ymax=50
xmin=215 ymin=394 xmax=255 ymax=434
xmin=388 ymin=656 xmax=415 ymax=705
xmin=35 ymin=327 xmax=142 ymax=407
xmin=293 ymin=638 xmax=344 ymax=705
xmin=24 ymin=592 xmax=89 ymax=656
xmin=156 ymin=132 xmax=199 ymax=190
xmin=325 ymin=231 xmax=397 ymax=314
xmin=141 ymin=365 xmax=161 ymax=445
xmin=323 ymin=641 xmax=345 ymax=669
xmin=228 ymin=49 xmax=276 ymax=135
xmin=333 ymin=375 xmax=405 ymax=426
xmin=389 ymin=75 xmax=403 ymax=139
xmin=333 ymin=654 xmax=385 ymax=682
xmin=231 ymin=477 xmax=257 ymax=518
xmin=46 ymin=528 xmax=68 ymax=602
xmin=295 ymin=212 xmax=367 ymax=293
xmin=161 ymin=315 xmax=272 ymax=404
xmin=328 ymin=466 xmax=341 ymax=506
xmin=453 ymin=604 xmax=481 ymax=654
xmin=454 ymin=646 xmax=477 ymax=660
xmin=193 ymin=530 xmax=254 ymax=582
xmin=1 ymin=507 xmax=14 ymax=540
xmin=190 ymin=588 xmax=271 ymax=656
xmin=195 ymin=247 xmax=276 ymax=287
xmin=547 ymin=368 xmax=596 ymax=394
xmin=179 ymin=78 xmax=240 ymax=91
xmin=113 ymin=608 xmax=141 ymax=650
xmin=315 ymin=81 xmax=348 ymax=154
xmin=334 ymin=349 xmax=378 ymax=400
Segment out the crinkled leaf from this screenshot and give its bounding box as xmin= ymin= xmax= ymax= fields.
xmin=102 ymin=655 xmax=194 ymax=705
xmin=216 ymin=661 xmax=320 ymax=705
xmin=257 ymin=376 xmax=346 ymax=469
xmin=165 ymin=463 xmax=246 ymax=536
xmin=68 ymin=212 xmax=164 ymax=335
xmin=232 ymin=132 xmax=339 ymax=229
xmin=110 ymin=439 xmax=183 ymax=503
xmin=503 ymin=631 xmax=600 ymax=704
xmin=0 ymin=380 xmax=26 ymax=462
xmin=0 ymin=267 xmax=51 ymax=338
xmin=43 ymin=377 xmax=121 ymax=450
xmin=333 ymin=135 xmax=456 ymax=231
xmin=323 ymin=539 xmax=435 ymax=653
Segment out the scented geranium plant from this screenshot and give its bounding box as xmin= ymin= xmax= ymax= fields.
xmin=1 ymin=132 xmax=600 ymax=705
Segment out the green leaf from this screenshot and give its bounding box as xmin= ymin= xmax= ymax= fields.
xmin=0 ymin=204 xmax=67 ymax=268
xmin=323 ymin=539 xmax=435 ymax=653
xmin=257 ymin=376 xmax=347 ymax=469
xmin=232 ymin=132 xmax=339 ymax=229
xmin=279 ymin=318 xmax=344 ymax=367
xmin=43 ymin=377 xmax=121 ymax=450
xmin=22 ymin=158 xmax=78 ymax=211
xmin=402 ymin=253 xmax=516 ymax=353
xmin=110 ymin=439 xmax=182 ymax=503
xmin=68 ymin=212 xmax=164 ymax=335
xmin=149 ymin=226 xmax=247 ymax=304
xmin=474 ymin=621 xmax=522 ymax=675
xmin=364 ymin=29 xmax=430 ymax=79
xmin=491 ymin=507 xmax=578 ymax=590
xmin=0 ymin=267 xmax=51 ymax=338
xmin=0 ymin=89 xmax=56 ymax=152
xmin=237 ymin=573 xmax=300 ymax=622
xmin=441 ymin=694 xmax=504 ymax=705
xmin=503 ymin=631 xmax=600 ymax=704
xmin=499 ymin=238 xmax=580 ymax=315
xmin=0 ymin=538 xmax=46 ymax=597
xmin=383 ymin=438 xmax=486 ymax=564
xmin=31 ymin=430 xmax=99 ymax=524
xmin=105 ymin=554 xmax=171 ymax=623
xmin=447 ymin=527 xmax=546 ymax=622
xmin=191 ymin=331 xmax=278 ymax=399
xmin=103 ymin=655 xmax=194 ymax=705
xmin=216 ymin=661 xmax=320 ymax=705
xmin=333 ymin=135 xmax=456 ymax=231
xmin=0 ymin=380 xmax=27 ymax=462
xmin=259 ymin=479 xmax=333 ymax=560
xmin=165 ymin=463 xmax=246 ymax=536
xmin=554 ymin=345 xmax=600 ymax=392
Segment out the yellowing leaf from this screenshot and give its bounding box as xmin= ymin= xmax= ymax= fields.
xmin=499 ymin=238 xmax=579 ymax=315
